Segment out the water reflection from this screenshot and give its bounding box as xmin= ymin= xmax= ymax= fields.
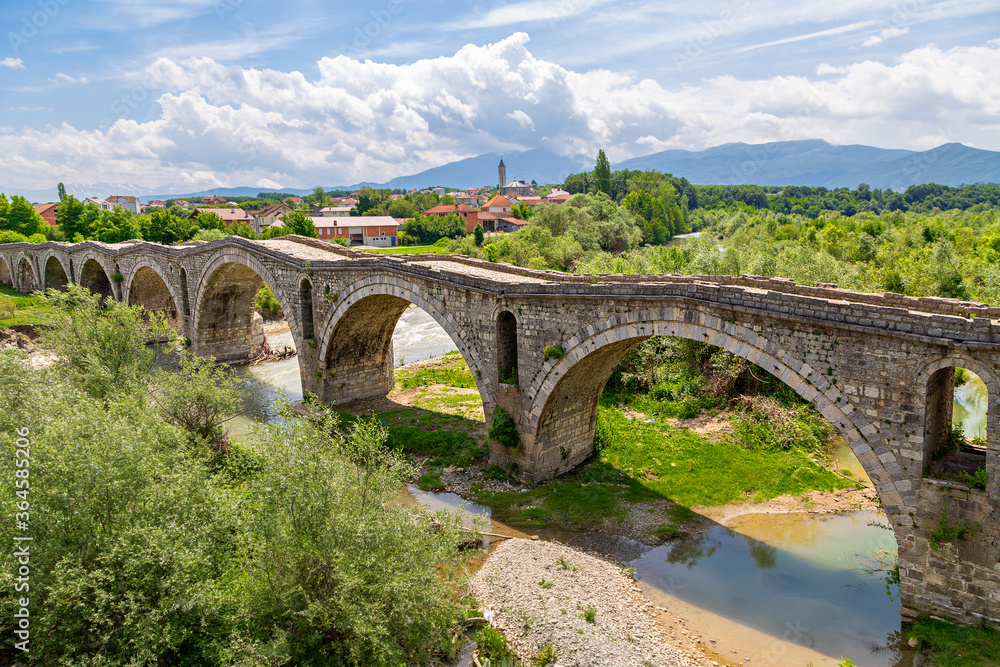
xmin=634 ymin=511 xmax=902 ymax=664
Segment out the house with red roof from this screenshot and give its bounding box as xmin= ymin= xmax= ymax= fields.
xmin=107 ymin=195 xmax=141 ymax=215
xmin=34 ymin=202 xmax=59 ymax=226
xmin=191 ymin=208 xmax=252 ymax=227
xmin=312 ymin=216 xmax=400 ymax=247
xmin=482 ymin=193 xmax=515 ymax=213
xmin=426 ymin=204 xmax=479 ymax=231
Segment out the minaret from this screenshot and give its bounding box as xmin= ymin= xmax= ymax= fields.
xmin=498 ymin=157 xmax=506 ymax=192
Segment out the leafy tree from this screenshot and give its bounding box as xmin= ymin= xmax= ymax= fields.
xmin=400 ymin=214 xmax=466 ymax=245
xmin=3 ymin=195 xmax=46 ymax=237
xmin=282 ymin=210 xmax=318 ymax=238
xmin=353 ymin=187 xmax=390 ymax=216
xmin=387 ymin=199 xmax=417 ymax=219
xmin=152 ymin=351 xmax=245 ymax=447
xmin=511 ymin=202 xmax=531 ymax=220
xmin=143 ymin=209 xmax=195 ymax=245
xmin=55 ymin=196 xmax=95 ymax=240
xmin=192 ymin=227 xmax=229 ymax=242
xmin=310 ymin=186 xmax=330 ymax=206
xmin=196 ymin=211 xmax=227 ymax=231
xmin=592 ymin=149 xmax=613 ymax=198
xmin=473 ymin=223 xmax=485 ymax=246
xmin=91 ymin=207 xmax=141 ymax=244
xmin=57 ymin=182 xmax=67 ymax=200
xmin=38 ymin=284 xmax=176 ymax=401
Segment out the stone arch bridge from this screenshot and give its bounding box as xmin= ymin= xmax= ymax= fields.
xmin=2 ymin=236 xmax=998 ymax=626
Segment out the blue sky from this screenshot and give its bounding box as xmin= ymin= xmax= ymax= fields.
xmin=1 ymin=0 xmax=999 ymax=196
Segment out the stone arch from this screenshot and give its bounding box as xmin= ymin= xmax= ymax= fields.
xmin=192 ymin=251 xmax=299 ymax=363
xmin=316 ymin=278 xmax=491 ymax=406
xmin=0 ymin=255 xmax=11 ymax=285
xmin=16 ymin=256 xmax=38 ymax=292
xmin=526 ymin=312 xmax=906 ymax=512
xmin=915 ymin=355 xmax=999 ymax=497
xmin=42 ymin=254 xmax=70 ymax=291
xmin=78 ymin=257 xmax=114 ymax=301
xmin=125 ymin=262 xmax=182 ymax=331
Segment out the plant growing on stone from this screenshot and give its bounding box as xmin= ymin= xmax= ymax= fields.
xmin=489 ymin=406 xmax=521 ymax=451
xmin=543 ymin=344 xmax=564 ymax=360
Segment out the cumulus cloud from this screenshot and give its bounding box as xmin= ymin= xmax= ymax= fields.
xmin=863 ymin=26 xmax=910 ymax=48
xmin=1 ymin=33 xmax=999 ymax=191
xmin=1 ymin=57 xmax=24 ymax=69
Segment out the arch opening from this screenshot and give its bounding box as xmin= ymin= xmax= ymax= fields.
xmin=529 ymin=321 xmax=895 ymax=503
xmin=179 ymin=268 xmax=190 ymax=316
xmin=299 ymin=277 xmax=314 ymax=342
xmin=924 ymin=366 xmax=988 ymax=488
xmin=127 ymin=266 xmax=181 ymax=331
xmin=44 ymin=256 xmax=69 ymax=291
xmin=194 ymin=262 xmax=269 ymax=363
xmin=319 ymin=290 xmax=485 ymax=410
xmin=497 ymin=311 xmax=518 ymax=386
xmin=79 ymin=259 xmax=114 ymax=301
xmin=0 ymin=257 xmax=11 ymax=285
xmin=17 ymin=257 xmax=37 ymax=292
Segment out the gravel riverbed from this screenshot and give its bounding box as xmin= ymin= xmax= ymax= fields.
xmin=469 ymin=538 xmax=714 ymax=667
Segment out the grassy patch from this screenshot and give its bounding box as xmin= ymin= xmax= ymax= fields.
xmin=594 ymin=403 xmax=850 ymax=507
xmin=398 ymin=365 xmax=477 ymax=390
xmin=0 ymin=283 xmax=53 ymax=327
xmin=418 ymin=470 xmax=446 ymax=492
xmin=909 ymin=617 xmax=1000 ymax=666
xmin=386 ymin=424 xmax=486 ymax=468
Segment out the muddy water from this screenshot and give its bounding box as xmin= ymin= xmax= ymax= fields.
xmin=227 ymin=307 xmax=913 ymax=666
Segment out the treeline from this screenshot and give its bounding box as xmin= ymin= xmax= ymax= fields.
xmin=695 ymin=182 xmax=1000 ymax=218
xmin=576 ymin=207 xmax=1000 ymax=304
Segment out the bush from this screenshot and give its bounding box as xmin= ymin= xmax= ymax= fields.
xmin=152 ymin=350 xmax=246 ymax=447
xmin=255 ymin=284 xmax=282 ymax=319
xmin=543 ymin=344 xmax=564 ymax=360
xmin=489 ymin=406 xmax=521 ymax=451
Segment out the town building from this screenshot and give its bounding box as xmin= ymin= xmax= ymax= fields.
xmin=191 ymin=208 xmax=252 ymax=227
xmin=34 ymin=202 xmax=59 ymax=226
xmin=312 ymin=216 xmax=400 ymax=246
xmin=106 ymin=195 xmax=141 ymax=215
xmin=251 ymin=203 xmax=293 ymax=233
xmin=425 ymin=204 xmax=479 ymax=231
xmin=201 ymin=196 xmax=228 ymax=206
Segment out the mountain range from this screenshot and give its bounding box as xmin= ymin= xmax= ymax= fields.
xmin=6 ymin=140 xmax=999 ymax=203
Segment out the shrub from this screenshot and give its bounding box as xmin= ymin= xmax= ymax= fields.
xmin=255 ymin=284 xmax=282 ymax=319
xmin=489 ymin=406 xmax=521 ymax=451
xmin=151 ymin=350 xmax=246 ymax=447
xmin=959 ymin=467 xmax=988 ymax=491
xmin=543 ymin=344 xmax=564 ymax=360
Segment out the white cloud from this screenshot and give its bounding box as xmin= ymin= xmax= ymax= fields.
xmin=862 ymin=26 xmax=910 ymax=48
xmin=1 ymin=57 xmax=24 ymax=69
xmin=455 ymin=0 xmax=612 ymax=29
xmin=733 ymin=21 xmax=877 ymax=53
xmin=51 ymin=73 xmax=89 ymax=85
xmin=1 ymin=33 xmax=999 ymax=191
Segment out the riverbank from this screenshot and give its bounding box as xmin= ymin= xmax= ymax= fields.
xmin=469 ymin=538 xmax=713 ymax=666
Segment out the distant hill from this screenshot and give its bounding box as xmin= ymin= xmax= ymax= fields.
xmin=8 ymin=140 xmax=999 ymax=204
xmin=613 ymin=140 xmax=1000 ymax=189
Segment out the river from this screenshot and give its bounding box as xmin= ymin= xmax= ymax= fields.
xmin=226 ymin=304 xmax=985 ymax=666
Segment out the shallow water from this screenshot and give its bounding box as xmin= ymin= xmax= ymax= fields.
xmin=634 ymin=510 xmax=909 ymax=666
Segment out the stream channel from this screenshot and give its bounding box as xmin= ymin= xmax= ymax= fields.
xmin=222 ymin=301 xmax=985 ymax=666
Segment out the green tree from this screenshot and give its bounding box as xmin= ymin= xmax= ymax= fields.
xmin=91 ymin=207 xmax=141 ymax=243
xmin=143 ymin=209 xmax=194 ymax=245
xmin=196 ymin=211 xmax=227 ymax=231
xmin=56 ymin=196 xmax=90 ymax=240
xmin=57 ymin=182 xmax=67 ymax=200
xmin=282 ymin=210 xmax=318 ymax=238
xmin=4 ymin=195 xmax=46 ymax=237
xmin=38 ymin=284 xmax=176 ymax=401
xmin=310 ymin=186 xmax=329 ymax=206
xmin=387 ymin=199 xmax=417 ymax=219
xmin=592 ymin=149 xmax=613 ymax=198
xmin=473 ymin=223 xmax=485 ymax=246
xmin=152 ymin=351 xmax=245 ymax=447
xmin=511 ymin=202 xmax=531 ymax=220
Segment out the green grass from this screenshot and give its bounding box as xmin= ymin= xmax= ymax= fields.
xmin=417 ymin=470 xmax=446 ymax=492
xmin=909 ymin=617 xmax=1000 ymax=666
xmin=595 ymin=406 xmax=849 ymax=507
xmin=0 ymin=283 xmax=53 ymax=327
xmin=397 ymin=365 xmax=477 ymax=389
